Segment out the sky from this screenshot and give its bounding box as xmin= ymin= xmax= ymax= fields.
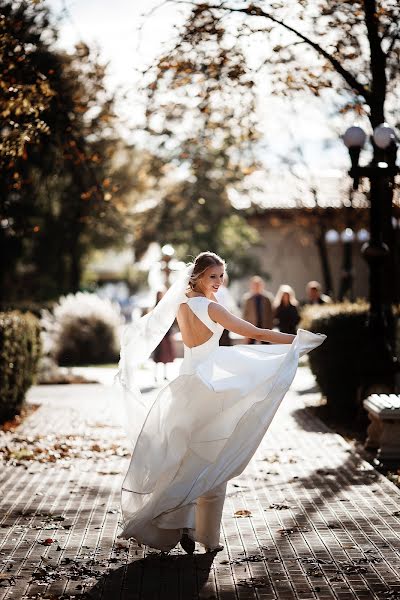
xmin=48 ymin=0 xmax=352 ymax=179
xmin=49 ymin=0 xmax=188 ymax=129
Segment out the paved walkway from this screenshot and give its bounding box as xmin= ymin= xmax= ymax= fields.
xmin=1 ymin=363 xmax=400 ymax=600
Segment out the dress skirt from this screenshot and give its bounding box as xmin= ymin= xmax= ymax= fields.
xmin=118 ymin=329 xmax=325 ymax=550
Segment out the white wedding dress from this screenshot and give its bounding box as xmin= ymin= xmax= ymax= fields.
xmin=118 ymin=295 xmax=326 ymax=551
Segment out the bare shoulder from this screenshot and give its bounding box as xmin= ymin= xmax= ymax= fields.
xmin=177 ymin=302 xmax=190 ymax=317
xmin=208 ymin=301 xmax=228 ymax=322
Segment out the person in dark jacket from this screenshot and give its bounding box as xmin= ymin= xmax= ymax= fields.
xmin=273 ymin=285 xmax=300 ymax=335
xmin=152 ymin=290 xmax=176 ymax=380
xmin=242 ymin=276 xmax=274 ymax=344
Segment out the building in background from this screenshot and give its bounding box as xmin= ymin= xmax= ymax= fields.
xmin=238 ymin=173 xmax=400 ymax=303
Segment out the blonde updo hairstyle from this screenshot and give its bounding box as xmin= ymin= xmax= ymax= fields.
xmin=188 ymin=251 xmax=226 ymax=291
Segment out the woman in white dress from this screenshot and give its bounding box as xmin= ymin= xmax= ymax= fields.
xmin=117 ymin=252 xmax=325 ymax=554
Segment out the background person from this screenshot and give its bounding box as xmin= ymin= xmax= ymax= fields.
xmin=273 ymin=284 xmax=300 ymax=335
xmin=242 ymin=276 xmax=274 ymax=344
xmin=151 ymin=290 xmax=176 ymax=381
xmin=305 ymin=280 xmax=332 ymax=305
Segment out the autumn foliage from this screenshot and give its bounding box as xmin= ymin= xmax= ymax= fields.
xmin=0 ymin=2 xmax=134 ymax=300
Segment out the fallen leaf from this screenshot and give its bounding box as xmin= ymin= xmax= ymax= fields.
xmin=342 ymin=564 xmax=368 ymax=574
xmin=278 ymin=526 xmax=309 ymax=536
xmin=229 ymin=554 xmax=266 ymax=565
xmin=0 ymin=574 xmax=15 ymax=586
xmin=237 ymin=578 xmax=267 ymax=588
xmin=41 ymin=538 xmax=55 ymax=546
xmin=234 ymin=510 xmax=252 ymax=518
xmin=307 ymin=568 xmax=323 ymax=577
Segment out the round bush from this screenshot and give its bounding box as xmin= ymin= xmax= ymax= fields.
xmin=0 ymin=311 xmax=42 ymax=423
xmin=41 ymin=292 xmax=121 ymax=366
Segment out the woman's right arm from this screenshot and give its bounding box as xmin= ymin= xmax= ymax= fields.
xmin=209 ymin=302 xmax=295 ymax=344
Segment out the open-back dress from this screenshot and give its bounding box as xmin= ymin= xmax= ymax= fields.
xmin=118 ymin=295 xmax=325 ymax=551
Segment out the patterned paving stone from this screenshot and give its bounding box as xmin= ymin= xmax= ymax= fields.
xmin=0 ymin=363 xmax=399 ymax=600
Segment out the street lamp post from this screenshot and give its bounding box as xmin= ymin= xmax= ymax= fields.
xmin=339 ymin=227 xmax=355 ymax=302
xmin=343 ymin=123 xmax=399 ymax=394
xmin=160 ymin=244 xmax=175 ymax=288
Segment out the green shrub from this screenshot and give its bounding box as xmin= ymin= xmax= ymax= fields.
xmin=55 ymin=316 xmax=120 ymax=366
xmin=41 ymin=292 xmax=121 ymax=366
xmin=300 ymin=302 xmax=399 ymax=415
xmin=0 ymin=311 xmax=42 ymax=423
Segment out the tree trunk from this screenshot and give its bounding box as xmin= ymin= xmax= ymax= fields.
xmin=315 ymin=228 xmax=334 ymax=297
xmin=338 ymin=241 xmax=354 ymax=301
xmin=69 ymin=238 xmax=82 ymax=293
xmin=364 ymin=0 xmax=387 ymax=128
xmin=381 ymin=180 xmax=395 ymax=302
xmin=0 ymin=232 xmax=22 ymax=303
xmin=66 ymin=213 xmax=83 ymax=294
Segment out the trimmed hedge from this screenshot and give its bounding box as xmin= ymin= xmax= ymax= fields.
xmin=300 ymin=302 xmax=399 ymax=415
xmin=0 ymin=311 xmax=42 ymax=423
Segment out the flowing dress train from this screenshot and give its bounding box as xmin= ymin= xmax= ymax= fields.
xmin=119 ymin=296 xmax=325 ymax=550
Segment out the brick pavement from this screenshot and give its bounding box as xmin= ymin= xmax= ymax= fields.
xmin=0 ymin=363 xmax=399 ymax=600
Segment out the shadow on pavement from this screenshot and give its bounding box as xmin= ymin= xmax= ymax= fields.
xmin=85 ymin=552 xmax=215 ymax=600
xmin=283 ymin=405 xmax=385 ymax=513
xmin=290 ymin=404 xmax=332 ymax=433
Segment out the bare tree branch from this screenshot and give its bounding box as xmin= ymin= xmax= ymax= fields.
xmin=171 ymin=1 xmax=370 ymax=100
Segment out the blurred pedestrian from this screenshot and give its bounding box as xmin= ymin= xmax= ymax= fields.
xmin=242 ymin=276 xmax=274 ymax=344
xmin=215 ymin=274 xmax=239 ymax=346
xmin=305 ymin=281 xmax=332 ymax=305
xmin=152 ymin=290 xmax=176 ymax=381
xmin=273 ymin=285 xmax=300 ymax=335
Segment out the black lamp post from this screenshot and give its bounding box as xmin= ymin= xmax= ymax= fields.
xmin=343 ymin=123 xmax=399 ymax=394
xmin=338 ymin=226 xmax=355 ymax=302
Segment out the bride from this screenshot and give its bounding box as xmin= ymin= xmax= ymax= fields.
xmin=116 ymin=251 xmax=325 ymax=554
